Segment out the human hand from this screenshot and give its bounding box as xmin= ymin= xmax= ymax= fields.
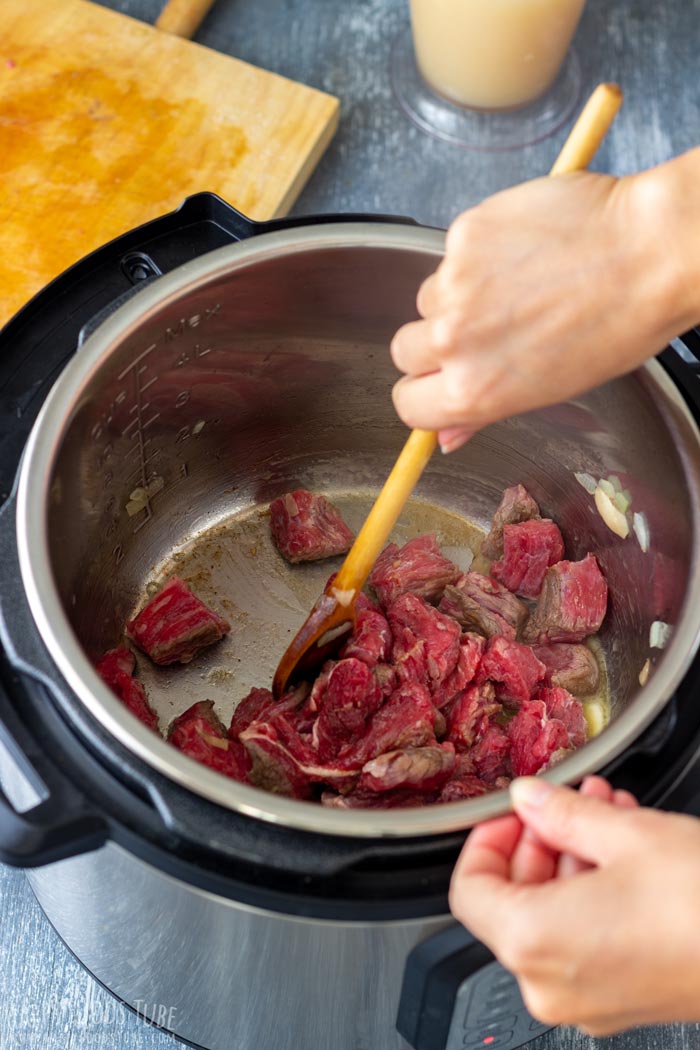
xmin=450 ymin=775 xmax=700 ymax=1035
xmin=391 ymin=152 xmax=700 ymax=452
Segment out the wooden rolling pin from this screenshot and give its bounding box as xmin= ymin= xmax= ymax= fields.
xmin=272 ymin=82 xmax=623 ymax=696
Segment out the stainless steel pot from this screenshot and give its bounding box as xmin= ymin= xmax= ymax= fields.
xmin=15 ymin=221 xmax=700 ymax=838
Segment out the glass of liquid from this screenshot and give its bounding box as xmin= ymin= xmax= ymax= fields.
xmin=391 ymin=0 xmax=587 ymax=151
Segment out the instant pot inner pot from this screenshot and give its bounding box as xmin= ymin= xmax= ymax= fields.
xmin=46 ymin=242 xmax=696 ymax=771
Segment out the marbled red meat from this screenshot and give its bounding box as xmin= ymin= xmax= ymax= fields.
xmin=491 ymin=519 xmax=565 ymax=598
xmin=538 ymin=686 xmax=587 ymax=748
xmin=269 ymin=489 xmax=354 ymax=563
xmin=432 ymin=633 xmax=486 ymax=709
xmin=470 ymin=724 xmax=512 ymax=784
xmin=229 ymin=687 xmax=275 ymax=740
xmin=169 ymin=701 xmax=249 ymax=781
xmin=311 ymin=658 xmax=383 ymax=760
xmin=96 ymin=646 xmax=160 ymax=733
xmin=340 ymin=682 xmax=439 ymax=765
xmin=446 ymin=682 xmax=500 ymax=752
xmin=439 ymin=573 xmax=528 ymax=640
xmin=360 ymin=743 xmax=456 ymax=793
xmin=240 ymin=705 xmax=358 ymax=799
xmin=478 ymin=636 xmax=546 ymax=707
xmin=369 ymin=534 xmax=460 ymax=608
xmin=522 ymin=554 xmax=608 ymax=644
xmin=481 ymin=484 xmax=541 ymax=559
xmin=532 ymin=643 xmax=600 ymax=697
xmin=340 ymin=602 xmax=392 ymax=667
xmin=126 ymin=576 xmax=230 ymax=665
xmin=508 ymin=699 xmax=572 ymax=777
xmin=387 ymin=594 xmax=461 ymax=685
xmin=391 ymin=625 xmax=429 ymax=688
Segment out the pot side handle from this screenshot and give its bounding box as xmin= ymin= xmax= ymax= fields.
xmin=0 ymin=670 xmax=107 ymax=868
xmin=396 ymin=924 xmax=552 ymax=1050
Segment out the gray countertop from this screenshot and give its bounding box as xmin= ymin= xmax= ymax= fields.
xmin=2 ymin=1 xmax=700 ymax=1048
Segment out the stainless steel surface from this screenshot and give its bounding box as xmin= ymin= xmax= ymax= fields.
xmin=27 ymin=841 xmax=447 ymax=1050
xmin=16 ymin=222 xmax=700 ymax=837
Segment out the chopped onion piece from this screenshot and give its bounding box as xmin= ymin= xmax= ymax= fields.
xmin=598 ymin=478 xmax=615 ymax=499
xmin=331 ymin=586 xmax=356 ymax=608
xmin=594 ymin=485 xmax=630 ymax=538
xmin=638 ymin=658 xmax=651 ymax=686
xmin=192 ymin=420 xmax=206 ymax=435
xmin=607 ymin=474 xmax=623 ymax=493
xmin=613 ymin=491 xmax=630 ymax=514
xmin=633 ymin=512 xmax=650 ymax=553
xmin=584 ymin=700 xmax=606 ymax=738
xmin=574 ymin=472 xmax=597 ymax=494
xmin=650 ymin=621 xmax=672 ymax=649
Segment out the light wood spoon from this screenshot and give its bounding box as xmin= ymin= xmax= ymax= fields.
xmin=273 ymin=83 xmax=623 ymax=698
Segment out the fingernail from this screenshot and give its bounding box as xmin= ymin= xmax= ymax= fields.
xmin=438 ymin=427 xmax=472 ymax=454
xmin=510 ymin=777 xmax=554 ymax=809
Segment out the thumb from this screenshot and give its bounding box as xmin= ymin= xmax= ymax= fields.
xmin=510 ymin=777 xmax=640 ymax=866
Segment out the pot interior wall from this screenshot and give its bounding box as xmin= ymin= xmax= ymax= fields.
xmin=46 ymin=243 xmax=695 ymax=758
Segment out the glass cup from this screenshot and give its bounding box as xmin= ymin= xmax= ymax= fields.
xmin=391 ymin=0 xmax=587 ymax=150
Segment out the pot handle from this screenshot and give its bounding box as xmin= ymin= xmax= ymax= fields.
xmin=0 ymin=672 xmax=107 ymax=867
xmin=396 ymin=924 xmax=552 ymax=1050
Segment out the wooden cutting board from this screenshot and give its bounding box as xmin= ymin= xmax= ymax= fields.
xmin=0 ymin=0 xmax=339 ymax=325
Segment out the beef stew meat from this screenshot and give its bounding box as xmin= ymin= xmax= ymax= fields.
xmin=491 ymin=519 xmax=565 ymax=599
xmin=127 ymin=576 xmax=230 ymax=665
xmin=169 ymin=701 xmax=250 ymax=781
xmin=96 ymin=647 xmax=160 ymax=733
xmin=480 ymin=483 xmax=541 ymax=559
xmin=439 ymin=573 xmax=528 ymax=639
xmin=369 ymin=534 xmax=460 ymax=607
xmin=269 ymin=489 xmax=354 ymax=563
xmin=532 ymin=643 xmax=600 ymax=697
xmin=521 ymin=554 xmax=608 ymax=645
xmin=100 ymin=483 xmax=610 ymax=809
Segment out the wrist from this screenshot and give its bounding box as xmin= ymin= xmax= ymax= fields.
xmin=626 ymin=149 xmax=700 ymax=338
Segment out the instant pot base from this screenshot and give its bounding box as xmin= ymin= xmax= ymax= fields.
xmin=28 ymin=843 xmax=446 ymax=1050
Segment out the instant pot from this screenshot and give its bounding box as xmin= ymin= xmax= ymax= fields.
xmin=1 ymin=195 xmax=700 ymax=1050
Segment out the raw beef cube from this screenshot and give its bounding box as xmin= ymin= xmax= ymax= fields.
xmin=433 ymin=633 xmax=486 ymax=709
xmin=360 ymin=743 xmax=456 ymax=793
xmin=369 ymin=534 xmax=460 ymax=608
xmin=491 ymin=519 xmax=565 ymax=599
xmin=391 ymin=626 xmax=429 ymax=687
xmin=96 ymin=646 xmax=136 ymax=680
xmin=440 ymin=775 xmax=490 ymax=802
xmin=538 ymin=686 xmax=587 ymax=748
xmin=169 ymin=701 xmax=249 ymax=781
xmin=126 ymin=576 xmax=230 ymax=665
xmin=522 ymin=554 xmax=608 ymax=645
xmin=309 ymin=660 xmax=337 ymax=712
xmin=269 ymin=489 xmax=354 ymax=563
xmin=478 ymin=636 xmax=546 ymax=707
xmin=508 ymin=699 xmax=571 ymax=777
xmin=321 ymin=788 xmax=438 ymax=809
xmin=342 ymin=682 xmax=439 ymax=765
xmin=532 ymin=643 xmax=600 ymax=697
xmin=311 ymin=658 xmax=383 ymax=760
xmin=341 ymin=603 xmax=392 ymax=667
xmin=446 ymin=682 xmax=500 ymax=752
xmin=439 ymin=573 xmax=528 ymax=640
xmin=481 ymin=484 xmax=541 ymax=560
xmin=229 ymin=687 xmax=274 ymax=741
xmin=470 ymin=724 xmax=512 ymax=784
xmin=240 ymin=710 xmax=358 ymax=798
xmin=388 ymin=594 xmax=461 ymax=685
xmin=96 ymin=646 xmax=160 ymax=733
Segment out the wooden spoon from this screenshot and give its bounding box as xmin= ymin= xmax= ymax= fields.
xmin=272 ymin=83 xmax=623 ymax=698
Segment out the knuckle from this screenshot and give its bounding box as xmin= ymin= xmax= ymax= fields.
xmin=520 ymin=984 xmax=564 ymax=1027
xmin=445 ymin=210 xmax=479 ymax=255
xmin=431 ymin=313 xmax=462 ymax=354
